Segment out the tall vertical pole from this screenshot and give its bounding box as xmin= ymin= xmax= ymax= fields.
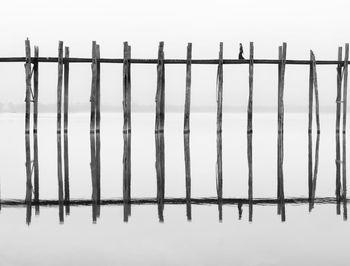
xmin=24 ymin=38 xmax=32 ymax=134
xmin=336 ymin=47 xmax=343 ymax=214
xmin=63 ymin=47 xmax=70 ymax=133
xmin=247 ymin=42 xmax=254 ymax=222
xmin=33 ymin=46 xmax=39 ymax=134
xmin=90 ymin=41 xmax=97 ymax=134
xmin=57 ymin=41 xmax=63 ymax=134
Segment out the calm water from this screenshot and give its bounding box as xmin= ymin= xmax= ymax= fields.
xmin=0 ymin=112 xmax=349 ymax=265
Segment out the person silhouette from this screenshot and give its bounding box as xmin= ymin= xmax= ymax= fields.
xmin=239 ymin=43 xmax=245 ymax=60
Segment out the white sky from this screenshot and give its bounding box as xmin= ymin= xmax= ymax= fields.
xmin=0 ymin=0 xmax=349 ymax=110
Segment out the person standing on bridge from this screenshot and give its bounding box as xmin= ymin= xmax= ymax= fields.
xmin=239 ymin=43 xmax=245 ymax=59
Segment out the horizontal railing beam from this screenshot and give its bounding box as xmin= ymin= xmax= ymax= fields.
xmin=0 ymin=57 xmax=346 ymax=65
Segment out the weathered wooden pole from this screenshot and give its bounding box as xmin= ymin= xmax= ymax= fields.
xmin=123 ymin=42 xmax=132 ymax=133
xmin=216 ymin=42 xmax=223 ymax=134
xmin=247 ymin=42 xmax=254 ymax=222
xmin=24 ymin=38 xmax=32 ymax=134
xmin=336 ymin=47 xmax=343 ymax=213
xmin=90 ymin=41 xmax=97 ymax=134
xmin=342 ymin=43 xmax=349 ymax=220
xmin=96 ymin=44 xmax=101 ymax=134
xmin=33 ymin=46 xmax=39 ymax=134
xmin=277 ymin=43 xmax=287 ymax=221
xmin=57 ymin=41 xmax=63 ymax=134
xmin=155 ymin=42 xmax=165 ymax=133
xmin=63 ymin=47 xmax=70 ymax=133
xmin=308 ymin=50 xmax=314 ymax=204
xmin=343 ymin=43 xmax=349 ymax=134
xmin=311 ymin=51 xmax=320 ymax=133
xmin=184 ymin=43 xmax=192 ymax=134
xmin=184 ymin=42 xmax=192 ymax=221
xmin=216 ymin=42 xmax=223 ymax=222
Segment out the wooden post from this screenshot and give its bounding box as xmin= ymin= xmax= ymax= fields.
xmin=311 ymin=51 xmax=320 ymax=133
xmin=343 ymin=43 xmax=349 ymax=134
xmin=216 ymin=42 xmax=223 ymax=222
xmin=63 ymin=47 xmax=70 ymax=133
xmin=123 ymin=42 xmax=132 ymax=133
xmin=277 ymin=43 xmax=287 ymax=221
xmin=184 ymin=42 xmax=192 ymax=221
xmin=57 ymin=41 xmax=63 ymax=134
xmin=90 ymin=41 xmax=97 ymax=134
xmin=24 ymin=38 xmax=32 ymax=134
xmin=96 ymin=45 xmax=101 ymax=133
xmin=216 ymin=42 xmax=223 ymax=134
xmin=342 ymin=43 xmax=349 ymax=220
xmin=308 ymin=50 xmax=314 ymax=205
xmin=155 ymin=42 xmax=165 ymax=133
xmin=247 ymin=42 xmax=254 ymax=221
xmin=336 ymin=47 xmax=343 ymax=213
xmin=33 ymin=46 xmax=39 ymax=134
xmin=184 ymin=43 xmax=192 ymax=134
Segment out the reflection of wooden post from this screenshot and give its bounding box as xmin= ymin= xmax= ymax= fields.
xmin=24 ymin=38 xmax=32 ymax=134
xmin=34 ymin=128 xmax=40 ymax=215
xmin=343 ymin=135 xmax=347 ymax=220
xmin=25 ymin=133 xmax=32 ymax=224
xmin=33 ymin=46 xmax=39 ymax=134
xmin=184 ymin=43 xmax=192 ymax=134
xmin=57 ymin=41 xmax=63 ymax=134
xmin=247 ymin=42 xmax=254 ymax=222
xmin=64 ymin=133 xmax=70 ymax=215
xmin=63 ymin=47 xmax=70 ymax=133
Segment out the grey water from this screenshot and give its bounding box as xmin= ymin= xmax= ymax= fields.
xmin=0 ymin=112 xmax=349 ymax=265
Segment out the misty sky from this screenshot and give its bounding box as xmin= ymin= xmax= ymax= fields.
xmin=0 ymin=0 xmax=349 ymax=111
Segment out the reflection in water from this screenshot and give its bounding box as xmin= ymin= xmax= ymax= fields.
xmin=57 ymin=133 xmax=64 ymax=223
xmin=247 ymin=133 xmax=253 ymax=222
xmin=123 ymin=133 xmax=131 ymax=222
xmin=309 ymin=133 xmax=320 ymax=211
xmin=342 ymin=134 xmax=347 ymax=220
xmin=184 ymin=133 xmax=191 ymax=221
xmin=25 ymin=133 xmax=32 ymax=225
xmin=90 ymin=132 xmax=101 ymax=223
xmin=277 ymin=131 xmax=286 ymax=222
xmin=64 ymin=133 xmax=70 ymax=215
xmin=216 ymin=132 xmax=223 ymax=222
xmin=33 ymin=133 xmax=39 ymax=215
xmin=155 ymin=133 xmax=165 ymax=222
